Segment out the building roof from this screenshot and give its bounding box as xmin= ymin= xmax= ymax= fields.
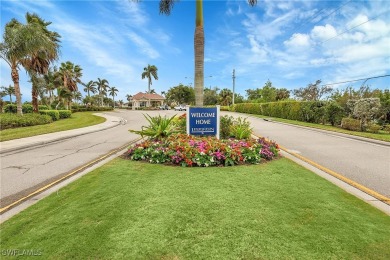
xmin=131 ymin=92 xmax=165 ymax=100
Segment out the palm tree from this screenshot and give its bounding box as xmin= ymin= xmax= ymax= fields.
xmin=125 ymin=94 xmax=132 ymax=102
xmin=56 ymin=61 xmax=83 ymax=109
xmin=73 ymin=91 xmax=82 ymax=105
xmin=0 ymin=14 xmax=60 ymax=115
xmin=95 ymin=78 xmax=109 ymax=106
xmin=158 ymin=0 xmax=257 ymax=106
xmin=141 ymin=64 xmax=158 ymax=94
xmin=108 ymin=86 xmax=119 ymax=108
xmin=22 ymin=13 xmax=60 ymax=113
xmin=118 ymin=99 xmax=124 ymax=108
xmin=43 ymin=67 xmax=58 ymax=106
xmin=82 ymin=80 xmax=97 ymax=97
xmin=1 ymin=85 xmax=15 ymax=103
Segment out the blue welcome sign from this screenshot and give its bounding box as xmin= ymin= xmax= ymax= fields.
xmin=186 ymin=106 xmax=220 ymax=139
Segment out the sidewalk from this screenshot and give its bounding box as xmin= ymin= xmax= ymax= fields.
xmin=0 ymin=113 xmax=122 ymax=154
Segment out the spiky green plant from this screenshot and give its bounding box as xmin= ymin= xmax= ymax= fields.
xmin=129 ymin=114 xmax=178 ymax=140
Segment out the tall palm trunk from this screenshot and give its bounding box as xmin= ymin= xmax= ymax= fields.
xmin=32 ymin=84 xmax=39 ymax=113
xmin=11 ymin=64 xmax=23 ymax=115
xmin=194 ymin=0 xmax=204 ymax=107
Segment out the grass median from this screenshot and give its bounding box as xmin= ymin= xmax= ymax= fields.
xmin=1 ymin=158 xmax=389 ymax=259
xmin=254 ymin=115 xmax=390 ymax=142
xmin=0 ymin=112 xmax=106 ymax=142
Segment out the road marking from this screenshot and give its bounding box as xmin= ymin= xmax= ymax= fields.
xmin=0 ymin=138 xmax=142 ymax=214
xmin=253 ymin=134 xmax=390 ymax=206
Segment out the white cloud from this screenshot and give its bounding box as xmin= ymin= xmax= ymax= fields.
xmin=127 ymin=32 xmax=160 ymax=59
xmin=311 ymin=24 xmax=337 ymax=41
xmin=284 ymin=33 xmax=311 ymax=51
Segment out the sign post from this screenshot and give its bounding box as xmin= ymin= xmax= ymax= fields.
xmin=186 ymin=105 xmax=220 ymax=139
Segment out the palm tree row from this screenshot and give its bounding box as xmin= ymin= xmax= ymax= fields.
xmin=1 ymin=12 xmax=119 ymax=113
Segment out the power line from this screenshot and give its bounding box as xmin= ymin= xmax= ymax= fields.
xmin=319 ymin=10 xmax=389 ymax=44
xmin=321 ymin=74 xmax=390 ymax=87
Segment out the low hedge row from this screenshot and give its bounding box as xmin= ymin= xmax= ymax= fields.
xmin=4 ymin=104 xmax=52 ymax=113
xmin=71 ymin=106 xmax=114 ymax=112
xmin=0 ymin=113 xmax=52 ymax=130
xmin=233 ymin=101 xmax=344 ymax=125
xmin=39 ymin=110 xmax=72 ymax=121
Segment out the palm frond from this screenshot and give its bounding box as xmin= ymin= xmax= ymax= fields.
xmin=159 ymin=0 xmax=176 ymax=15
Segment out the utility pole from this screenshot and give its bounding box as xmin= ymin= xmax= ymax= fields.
xmin=232 ymin=69 xmax=236 ymax=106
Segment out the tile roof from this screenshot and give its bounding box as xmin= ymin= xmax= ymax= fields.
xmin=131 ymin=92 xmax=165 ymax=100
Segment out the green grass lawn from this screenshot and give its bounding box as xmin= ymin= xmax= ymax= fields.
xmin=1 ymin=158 xmax=389 ymax=259
xmin=254 ymin=115 xmax=390 ymax=142
xmin=0 ymin=112 xmax=106 ymax=142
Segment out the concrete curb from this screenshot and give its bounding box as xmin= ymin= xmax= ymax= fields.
xmin=0 ymin=113 xmax=123 ymax=154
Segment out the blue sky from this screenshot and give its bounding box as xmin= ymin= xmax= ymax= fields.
xmin=1 ymin=0 xmax=389 ymax=102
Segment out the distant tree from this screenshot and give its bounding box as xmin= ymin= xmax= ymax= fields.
xmin=204 ymin=87 xmax=218 ymax=105
xmin=1 ymin=85 xmax=15 ymax=103
xmin=352 ymin=98 xmax=381 ymax=131
xmin=141 ymin=64 xmax=158 ymax=94
xmin=166 ymin=84 xmax=195 ymax=105
xmin=82 ymin=80 xmax=97 ymax=97
xmin=234 ymin=93 xmax=245 ymax=104
xmin=125 ymin=94 xmax=132 ymax=102
xmin=95 ymin=78 xmax=109 ymax=106
xmin=293 ymin=80 xmax=333 ymax=101
xmin=245 ymin=88 xmax=261 ymax=101
xmin=118 ymin=99 xmax=124 ymax=108
xmin=108 ymin=86 xmax=119 ymax=108
xmin=276 ymin=88 xmax=290 ymax=101
xmin=56 ymin=61 xmax=82 ymax=109
xmin=219 ymin=88 xmax=233 ymax=106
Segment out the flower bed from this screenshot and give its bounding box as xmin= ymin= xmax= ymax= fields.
xmin=123 ymin=134 xmax=279 ymax=167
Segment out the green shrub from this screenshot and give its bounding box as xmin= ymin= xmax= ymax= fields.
xmin=229 ymin=117 xmax=252 ymax=139
xmin=58 ymin=110 xmax=72 ymax=119
xmin=0 ymin=113 xmax=52 ymax=130
xmin=220 ymin=115 xmax=235 ymax=139
xmin=326 ymin=102 xmax=344 ymax=126
xmin=384 ymin=125 xmax=390 ymax=134
xmin=3 ymin=104 xmax=17 ymax=113
xmin=234 ymin=103 xmax=262 ymax=114
xmin=39 ymin=105 xmax=49 ymax=110
xmin=366 ymin=123 xmax=381 ymax=133
xmin=22 ymin=104 xmax=33 ymax=113
xmin=341 ymin=118 xmax=361 ymax=131
xmin=129 ymin=114 xmax=179 ymax=140
xmin=39 ymin=110 xmax=60 ymax=121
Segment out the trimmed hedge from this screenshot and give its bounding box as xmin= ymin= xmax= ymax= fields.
xmin=71 ymin=106 xmax=114 ymax=112
xmin=234 ymin=101 xmax=330 ymax=124
xmin=4 ymin=104 xmax=50 ymax=113
xmin=0 ymin=113 xmax=52 ymax=130
xmin=39 ymin=110 xmax=60 ymax=121
xmin=58 ymin=110 xmax=72 ymax=119
xmin=341 ymin=118 xmax=361 ymax=131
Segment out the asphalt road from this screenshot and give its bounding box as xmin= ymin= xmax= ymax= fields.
xmin=221 ymin=111 xmax=390 ymax=199
xmin=1 ymin=110 xmax=389 ymax=208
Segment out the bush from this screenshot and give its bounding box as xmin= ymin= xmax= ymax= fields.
xmin=326 ymin=102 xmax=344 ymax=126
xmin=39 ymin=105 xmax=49 ymax=110
xmin=58 ymin=110 xmax=72 ymax=119
xmin=0 ymin=113 xmax=52 ymax=130
xmin=229 ymin=117 xmax=252 ymax=139
xmin=341 ymin=118 xmax=361 ymax=131
xmin=366 ymin=123 xmax=381 ymax=133
xmin=39 ymin=110 xmax=60 ymax=121
xmin=220 ymin=115 xmax=235 ymax=139
xmin=3 ymin=104 xmax=17 ymax=113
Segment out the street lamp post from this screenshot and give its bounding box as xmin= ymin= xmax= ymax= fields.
xmin=232 ymin=69 xmax=235 ymax=106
